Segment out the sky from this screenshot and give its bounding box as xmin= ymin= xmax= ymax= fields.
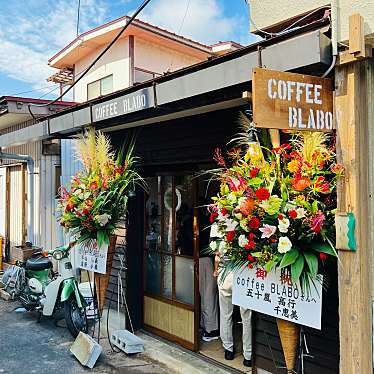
xmin=0 ymin=0 xmax=259 ymax=100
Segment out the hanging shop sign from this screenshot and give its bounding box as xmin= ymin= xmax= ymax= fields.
xmin=232 ymin=267 xmax=323 ymax=329
xmin=252 ymin=68 xmax=334 ymax=132
xmin=76 ymin=240 xmax=109 ymax=274
xmin=92 ymin=88 xmax=154 ymax=122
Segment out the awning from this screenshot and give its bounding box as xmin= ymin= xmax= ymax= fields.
xmin=0 ymin=26 xmax=332 ymax=148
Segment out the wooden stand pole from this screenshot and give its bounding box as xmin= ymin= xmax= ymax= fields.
xmin=335 ymin=60 xmax=373 ymax=373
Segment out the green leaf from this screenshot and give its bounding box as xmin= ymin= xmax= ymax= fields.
xmin=97 ymin=230 xmax=105 ymax=248
xmin=309 ymin=241 xmax=337 ymax=257
xmin=279 ymin=248 xmax=299 ymax=269
xmin=248 ymin=177 xmax=263 ymax=186
xmin=303 ymin=252 xmax=318 ymax=277
xmin=291 ymin=255 xmax=305 ymax=283
xmin=312 ymin=200 xmax=319 ymax=213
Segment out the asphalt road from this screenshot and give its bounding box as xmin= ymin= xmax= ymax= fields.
xmin=0 ymin=299 xmax=170 ymax=374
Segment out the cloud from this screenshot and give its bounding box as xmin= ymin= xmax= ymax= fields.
xmin=0 ymin=0 xmax=108 ymax=95
xmin=138 ymin=0 xmax=247 ymax=45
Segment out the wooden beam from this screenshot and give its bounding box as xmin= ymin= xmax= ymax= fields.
xmin=338 ymin=46 xmax=373 ymax=66
xmin=335 ymin=61 xmax=372 ymax=373
xmin=349 ymin=14 xmax=365 ymax=56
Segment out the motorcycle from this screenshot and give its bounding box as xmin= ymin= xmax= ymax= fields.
xmin=16 ymin=243 xmax=88 ymax=337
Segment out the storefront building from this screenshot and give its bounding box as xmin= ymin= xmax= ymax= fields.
xmin=1 ymin=14 xmax=373 ymax=373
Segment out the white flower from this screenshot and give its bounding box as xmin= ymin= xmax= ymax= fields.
xmin=238 ymin=235 xmax=249 ymax=248
xmin=296 ymin=207 xmax=305 ymax=219
xmin=225 ymin=219 xmax=238 ymax=232
xmin=95 ymin=213 xmax=111 ymax=227
xmin=238 ymin=197 xmax=247 ymax=205
xmin=259 ymin=224 xmax=277 ymax=239
xmin=278 ymin=236 xmax=292 ymax=253
xmin=227 ymin=193 xmax=237 ymax=204
xmin=209 ymin=241 xmax=217 ymax=251
xmin=210 ymin=223 xmax=224 ymax=238
xmin=278 ymin=217 xmax=290 ymax=233
xmin=219 ymin=240 xmax=227 ymax=255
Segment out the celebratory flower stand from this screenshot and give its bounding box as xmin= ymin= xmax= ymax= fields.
xmin=57 ymin=128 xmax=144 ymax=315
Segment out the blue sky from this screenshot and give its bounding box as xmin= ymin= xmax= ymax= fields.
xmin=0 ymin=0 xmax=258 ymax=100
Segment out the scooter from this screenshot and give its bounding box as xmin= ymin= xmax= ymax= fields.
xmin=17 ymin=243 xmax=88 ymax=337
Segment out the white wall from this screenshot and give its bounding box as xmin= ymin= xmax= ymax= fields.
xmin=249 ymin=0 xmax=374 ymax=42
xmin=73 ymin=38 xmax=130 ymax=103
xmin=134 ymin=37 xmax=201 ymax=74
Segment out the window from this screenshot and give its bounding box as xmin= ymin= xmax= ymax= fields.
xmin=134 ymin=68 xmax=160 ymax=84
xmin=87 ymin=75 xmax=113 ymax=100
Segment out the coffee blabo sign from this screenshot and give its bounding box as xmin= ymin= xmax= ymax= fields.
xmin=232 ymin=267 xmax=323 ymax=329
xmin=252 ymin=68 xmax=334 ymax=132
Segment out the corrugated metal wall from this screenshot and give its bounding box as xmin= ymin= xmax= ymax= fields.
xmin=8 ymin=165 xmax=24 ymax=248
xmin=61 ymin=139 xmax=83 ymax=187
xmin=1 ymin=141 xmax=60 ymax=250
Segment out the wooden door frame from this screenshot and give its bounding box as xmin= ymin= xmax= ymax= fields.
xmin=142 ymin=173 xmax=200 ymax=351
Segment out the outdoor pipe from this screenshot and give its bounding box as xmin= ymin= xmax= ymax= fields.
xmin=0 ymin=152 xmax=35 ymax=245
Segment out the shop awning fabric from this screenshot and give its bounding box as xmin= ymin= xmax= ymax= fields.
xmin=0 ymin=22 xmax=332 ymax=148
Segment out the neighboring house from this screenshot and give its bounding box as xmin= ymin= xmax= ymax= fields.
xmin=0 ymin=17 xmax=241 ymax=254
xmin=0 ymin=96 xmax=74 ymax=256
xmin=48 ymin=16 xmax=241 ymax=103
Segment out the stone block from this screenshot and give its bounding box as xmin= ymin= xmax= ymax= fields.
xmin=70 ymin=332 xmax=102 ymax=369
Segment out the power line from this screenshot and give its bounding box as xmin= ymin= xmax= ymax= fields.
xmin=7 ymin=84 xmax=57 ymax=97
xmin=178 ymin=0 xmax=191 ymax=35
xmin=28 ymin=0 xmax=153 ymax=118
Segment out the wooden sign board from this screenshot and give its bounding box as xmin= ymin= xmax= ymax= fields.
xmin=252 ymin=68 xmax=334 ymax=131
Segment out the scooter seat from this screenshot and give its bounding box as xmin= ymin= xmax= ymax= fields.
xmin=26 ymin=254 xmax=53 ymax=271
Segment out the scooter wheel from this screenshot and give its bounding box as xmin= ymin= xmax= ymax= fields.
xmin=64 ymin=297 xmax=88 ymax=338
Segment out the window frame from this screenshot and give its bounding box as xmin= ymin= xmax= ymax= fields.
xmin=87 ymin=74 xmax=113 ymax=100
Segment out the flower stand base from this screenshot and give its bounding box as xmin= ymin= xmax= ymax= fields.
xmin=276 ymin=318 xmax=300 ymax=373
xmin=95 ymin=236 xmax=117 ymax=312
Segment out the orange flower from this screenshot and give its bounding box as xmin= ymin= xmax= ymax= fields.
xmin=292 ymin=177 xmax=311 ymax=191
xmin=239 ymin=198 xmax=255 ymax=216
xmin=287 ymin=159 xmax=299 ymax=173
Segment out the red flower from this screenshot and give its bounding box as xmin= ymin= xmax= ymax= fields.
xmin=65 ymin=203 xmax=74 ymax=212
xmin=210 ymin=212 xmax=218 ymax=223
xmin=250 ymin=168 xmax=259 ymax=178
xmin=319 ymin=253 xmax=328 ymax=261
xmin=247 ymin=254 xmax=254 ymax=262
xmin=245 ymin=240 xmax=256 ymax=250
xmin=310 ymin=214 xmax=325 ymax=233
xmin=248 ymin=263 xmax=253 ymax=269
xmin=221 ymin=208 xmax=228 ymax=216
xmin=248 ymin=217 xmax=260 ymax=229
xmin=256 ymin=187 xmax=270 ymax=201
xmin=82 ymin=208 xmax=90 ymax=216
xmin=226 ymin=231 xmax=235 ymax=242
xmin=277 ymin=214 xmax=284 ymax=220
xmin=90 ymin=182 xmax=98 ymax=190
xmin=288 ymin=210 xmax=298 ymax=219
xmin=248 ymin=232 xmax=255 ymax=239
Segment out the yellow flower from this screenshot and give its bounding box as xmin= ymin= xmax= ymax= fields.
xmin=287 ymin=159 xmax=299 ymax=173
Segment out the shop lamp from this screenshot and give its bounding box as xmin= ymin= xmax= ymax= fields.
xmin=246 ymin=123 xmax=264 ymax=162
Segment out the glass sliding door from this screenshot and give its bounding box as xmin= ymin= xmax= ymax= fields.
xmin=143 ymin=175 xmax=198 ymax=350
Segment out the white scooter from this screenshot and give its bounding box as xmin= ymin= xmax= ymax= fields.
xmin=16 ymin=243 xmax=88 ymax=337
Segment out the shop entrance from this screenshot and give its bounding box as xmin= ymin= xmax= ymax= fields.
xmin=143 ymin=174 xmax=199 ymax=350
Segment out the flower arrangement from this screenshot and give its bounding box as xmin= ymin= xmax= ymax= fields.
xmin=58 ymin=128 xmax=144 ymax=247
xmin=209 ymin=129 xmax=344 ymax=293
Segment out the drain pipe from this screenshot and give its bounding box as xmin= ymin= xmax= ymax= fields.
xmin=0 ymin=152 xmax=35 ymax=245
xmin=322 ymin=0 xmax=338 ymax=77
